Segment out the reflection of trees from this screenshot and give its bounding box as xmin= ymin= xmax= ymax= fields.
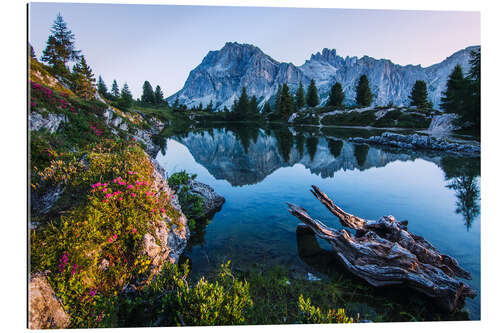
xmin=186 ymin=219 xmax=211 ymax=252
xmin=354 ymin=144 xmax=369 ymax=167
xmin=228 ymin=125 xmax=260 ymax=154
xmin=446 ymin=175 xmax=480 ymax=231
xmin=441 ymin=156 xmax=480 ymax=231
xmin=273 ymin=127 xmax=294 ymax=162
xmin=306 ymin=137 xmax=319 ymax=161
xmin=295 ymin=134 xmax=305 ymax=158
xmin=327 ymin=139 xmax=343 ymax=158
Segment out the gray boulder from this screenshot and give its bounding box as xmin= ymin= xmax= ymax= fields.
xmin=29 ymin=272 xmax=70 ymax=329
xmin=187 ymin=179 xmax=226 ymax=219
xmin=30 ymin=112 xmax=67 ymax=133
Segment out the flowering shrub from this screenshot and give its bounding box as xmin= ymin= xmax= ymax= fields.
xmin=30 ymin=139 xmax=184 ymax=327
xmin=30 ymin=80 xmax=75 ymax=114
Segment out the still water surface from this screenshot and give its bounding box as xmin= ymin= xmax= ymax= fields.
xmin=156 ymin=125 xmax=480 ymax=320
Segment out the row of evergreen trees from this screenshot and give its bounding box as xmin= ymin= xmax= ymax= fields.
xmin=38 ymin=13 xmax=97 ymax=101
xmin=97 ymin=77 xmax=133 ymax=108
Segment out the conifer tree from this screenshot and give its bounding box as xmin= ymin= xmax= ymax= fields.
xmin=206 ymin=100 xmax=213 ymax=112
xmin=306 ymin=79 xmax=319 ymax=107
xmin=279 ymin=83 xmax=295 ymax=119
xmin=249 ymin=96 xmax=259 ymax=116
xmin=42 ymin=14 xmax=80 ymax=76
xmin=71 ymin=56 xmax=96 ymax=100
xmin=120 ymin=83 xmax=133 ymax=108
xmin=141 ymin=81 xmax=155 ymax=105
xmin=355 ymin=74 xmax=373 ymax=107
xmin=409 ymin=80 xmax=430 ymax=109
xmin=328 ymin=82 xmax=344 ymax=107
xmin=263 ymin=102 xmax=272 ymax=114
xmin=295 ymin=81 xmax=305 ymax=109
xmin=154 ymin=85 xmax=164 ymax=105
xmin=440 ymin=65 xmax=466 ymax=114
xmin=111 ymin=80 xmax=120 ymax=99
xmin=235 ymin=87 xmax=250 ymax=119
xmin=29 ymin=43 xmax=36 ymax=59
xmin=275 ymin=84 xmax=283 ymax=115
xmin=465 ymin=48 xmax=480 ymax=129
xmin=173 ymin=97 xmax=179 ymax=110
xmin=97 ymin=76 xmax=108 ymax=98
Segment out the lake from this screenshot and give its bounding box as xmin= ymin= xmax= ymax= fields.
xmin=155 ymin=124 xmax=480 ymax=320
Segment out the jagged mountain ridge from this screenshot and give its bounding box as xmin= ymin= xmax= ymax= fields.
xmin=168 ymin=42 xmax=479 ymax=110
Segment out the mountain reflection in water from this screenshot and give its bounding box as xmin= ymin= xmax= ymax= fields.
xmin=155 ymin=124 xmax=480 ymax=319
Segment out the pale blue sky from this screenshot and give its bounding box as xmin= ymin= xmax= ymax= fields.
xmin=29 ymin=2 xmax=480 ymax=99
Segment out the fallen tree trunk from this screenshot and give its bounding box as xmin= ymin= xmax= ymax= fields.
xmin=287 ymin=186 xmax=477 ymax=312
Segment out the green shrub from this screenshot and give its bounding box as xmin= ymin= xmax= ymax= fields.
xmin=117 ymin=261 xmax=253 ymax=327
xmin=168 ymin=171 xmax=204 ymax=219
xmin=297 ymin=295 xmax=354 ymax=324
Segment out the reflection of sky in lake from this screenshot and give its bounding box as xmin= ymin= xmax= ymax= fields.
xmin=156 ymin=132 xmax=480 ymax=319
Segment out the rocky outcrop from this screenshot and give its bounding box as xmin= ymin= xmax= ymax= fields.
xmin=29 ymin=272 xmax=70 ymax=329
xmin=350 ymin=132 xmax=480 ymax=156
xmin=168 ymin=42 xmax=479 ymax=110
xmin=186 ymin=179 xmax=225 ymax=219
xmin=144 ymin=157 xmax=189 ymax=275
xmin=29 ymin=112 xmax=67 ymax=133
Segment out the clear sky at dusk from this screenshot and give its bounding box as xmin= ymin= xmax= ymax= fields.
xmin=29 ymin=2 xmax=480 ymax=99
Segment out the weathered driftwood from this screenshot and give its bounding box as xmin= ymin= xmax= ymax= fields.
xmin=287 ymin=186 xmax=477 ymax=312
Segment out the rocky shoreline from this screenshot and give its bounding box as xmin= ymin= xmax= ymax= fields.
xmin=350 ymin=132 xmax=480 ymax=157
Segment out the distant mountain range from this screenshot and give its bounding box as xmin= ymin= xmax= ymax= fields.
xmin=167 ymin=42 xmax=479 ymax=110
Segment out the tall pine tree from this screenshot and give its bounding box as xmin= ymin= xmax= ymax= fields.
xmin=465 ymin=48 xmax=480 ymax=130
xmin=249 ymin=96 xmax=259 ymax=116
xmin=235 ymin=87 xmax=250 ymax=119
xmin=355 ymin=75 xmax=373 ymax=107
xmin=154 ymin=85 xmax=164 ymax=105
xmin=41 ymin=14 xmax=80 ymax=76
xmin=97 ymin=76 xmax=108 ymax=98
xmin=328 ymin=82 xmax=344 ymax=107
xmin=409 ymin=80 xmax=430 ymax=109
xmin=111 ymin=80 xmax=120 ymax=99
xmin=306 ymin=79 xmax=319 ymax=107
xmin=71 ymin=56 xmax=96 ymax=100
xmin=279 ymin=83 xmax=295 ymax=119
xmin=295 ymin=81 xmax=305 ymax=109
xmin=141 ymin=81 xmax=155 ymax=105
xmin=440 ymin=65 xmax=466 ymax=114
xmin=120 ymin=83 xmax=133 ymax=108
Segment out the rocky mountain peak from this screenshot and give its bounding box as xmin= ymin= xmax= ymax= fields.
xmin=168 ymin=43 xmax=480 ymax=111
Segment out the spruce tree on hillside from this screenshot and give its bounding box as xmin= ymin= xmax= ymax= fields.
xmin=141 ymin=81 xmax=155 ymax=105
xmin=328 ymin=82 xmax=344 ymax=107
xmin=154 ymin=85 xmax=164 ymax=105
xmin=111 ymin=80 xmax=120 ymax=99
xmin=120 ymin=83 xmax=133 ymax=109
xmin=97 ymin=76 xmax=108 ymax=98
xmin=29 ymin=43 xmax=36 ymax=59
xmin=42 ymin=14 xmax=81 ymax=76
xmin=71 ymin=56 xmax=96 ymax=100
xmin=355 ymin=75 xmax=373 ymax=107
xmin=440 ymin=65 xmax=466 ymax=114
xmin=409 ymin=80 xmax=430 ymax=109
xmin=295 ymin=81 xmax=305 ymax=109
xmin=279 ymin=83 xmax=295 ymax=119
xmin=306 ymin=79 xmax=319 ymax=107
